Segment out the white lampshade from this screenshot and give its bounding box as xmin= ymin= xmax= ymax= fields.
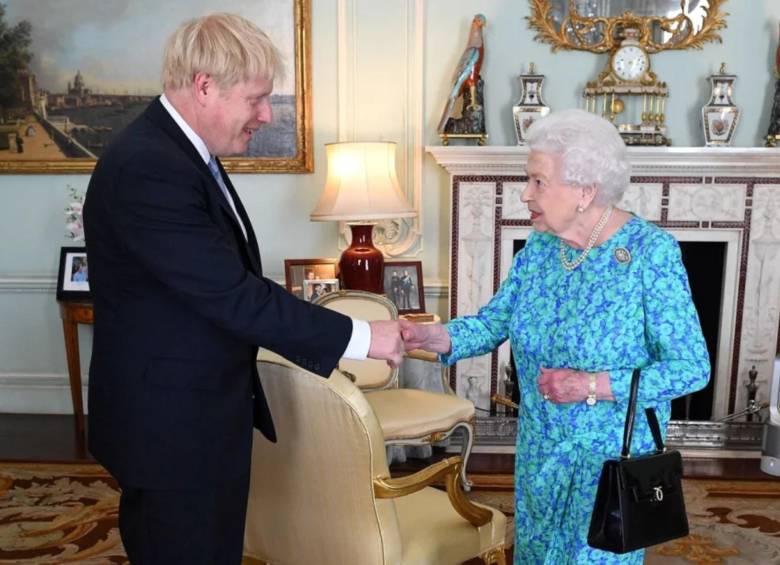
xmin=310 ymin=142 xmax=416 ymax=222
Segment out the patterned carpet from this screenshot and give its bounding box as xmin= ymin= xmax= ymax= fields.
xmin=0 ymin=463 xmax=123 ymax=564
xmin=1 ymin=462 xmax=779 ymax=564
xmin=647 ymin=479 xmax=780 ymax=564
xmin=467 ymin=474 xmax=780 ymax=565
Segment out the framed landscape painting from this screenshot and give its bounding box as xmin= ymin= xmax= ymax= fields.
xmin=0 ymin=0 xmax=312 ymax=174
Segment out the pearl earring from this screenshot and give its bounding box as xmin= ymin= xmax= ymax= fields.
xmin=577 ymin=205 xmax=585 ymax=213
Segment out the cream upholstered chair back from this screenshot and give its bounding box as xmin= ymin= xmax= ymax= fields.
xmin=313 ymin=290 xmax=398 ymax=390
xmin=244 ymin=356 xmax=403 ymax=565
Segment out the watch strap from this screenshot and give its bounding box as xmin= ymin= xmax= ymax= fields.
xmin=586 ymin=373 xmax=597 ymax=406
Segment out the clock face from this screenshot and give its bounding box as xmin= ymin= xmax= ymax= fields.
xmin=611 ymin=45 xmax=648 ymax=82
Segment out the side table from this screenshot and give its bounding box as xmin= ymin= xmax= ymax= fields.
xmin=58 ymin=300 xmax=93 ymax=449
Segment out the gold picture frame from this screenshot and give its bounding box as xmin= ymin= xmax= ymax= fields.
xmin=0 ymin=0 xmax=312 ymax=174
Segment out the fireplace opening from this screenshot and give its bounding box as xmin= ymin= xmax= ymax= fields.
xmin=674 ymin=241 xmax=725 ymax=421
xmin=506 ymin=239 xmax=726 ymax=420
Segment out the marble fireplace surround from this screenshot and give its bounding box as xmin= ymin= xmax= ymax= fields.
xmin=428 ymin=146 xmax=780 ymax=444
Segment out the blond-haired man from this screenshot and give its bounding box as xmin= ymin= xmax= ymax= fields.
xmin=83 ymin=13 xmax=404 ymax=564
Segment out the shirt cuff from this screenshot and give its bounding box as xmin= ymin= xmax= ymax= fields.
xmin=343 ymin=318 xmax=371 ymax=360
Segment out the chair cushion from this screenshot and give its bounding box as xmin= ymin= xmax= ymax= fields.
xmin=366 ymin=389 xmax=474 ymax=440
xmin=395 ymin=486 xmax=506 ymax=563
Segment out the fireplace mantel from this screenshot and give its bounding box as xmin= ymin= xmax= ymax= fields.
xmin=427 ymin=146 xmax=780 ymax=176
xmin=428 ymin=145 xmax=780 ymax=445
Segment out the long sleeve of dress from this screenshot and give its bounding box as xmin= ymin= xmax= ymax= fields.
xmin=440 ymin=250 xmax=525 ymax=365
xmin=609 ymin=235 xmax=711 ymax=405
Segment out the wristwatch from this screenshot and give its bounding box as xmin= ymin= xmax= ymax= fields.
xmin=586 ymin=373 xmax=597 ymax=406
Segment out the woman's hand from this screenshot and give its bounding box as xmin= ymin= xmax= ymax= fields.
xmin=537 ymin=367 xmax=587 ymax=403
xmin=399 ymin=320 xmax=452 ymax=354
xmin=537 ymin=367 xmax=614 ymax=404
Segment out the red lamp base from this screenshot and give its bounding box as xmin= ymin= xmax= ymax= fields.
xmin=339 ymin=224 xmax=384 ymax=294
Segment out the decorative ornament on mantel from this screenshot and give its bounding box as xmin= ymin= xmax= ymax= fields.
xmin=437 ymin=14 xmax=488 ymax=147
xmin=512 ymin=63 xmax=550 ymax=145
xmin=701 ymin=63 xmax=740 ymax=147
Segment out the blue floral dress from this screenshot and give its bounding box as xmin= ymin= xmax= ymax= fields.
xmin=442 ymin=216 xmax=710 ymax=564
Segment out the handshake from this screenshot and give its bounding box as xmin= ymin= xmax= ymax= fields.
xmin=367 ymin=320 xmax=451 ymax=368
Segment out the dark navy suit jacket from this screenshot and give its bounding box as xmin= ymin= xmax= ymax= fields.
xmin=83 ymin=98 xmax=351 ymax=490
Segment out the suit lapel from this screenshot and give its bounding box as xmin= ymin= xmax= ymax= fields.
xmin=143 ymin=98 xmax=263 ymax=275
xmin=213 ymin=158 xmax=263 ymax=274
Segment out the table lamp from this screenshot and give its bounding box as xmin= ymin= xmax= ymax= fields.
xmin=310 ymin=142 xmax=416 ymax=293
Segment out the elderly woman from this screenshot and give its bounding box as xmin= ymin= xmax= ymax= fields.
xmin=402 ymin=109 xmax=709 ymax=564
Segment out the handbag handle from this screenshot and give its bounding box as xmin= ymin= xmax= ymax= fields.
xmin=620 ymin=369 xmax=666 ymax=458
xmin=645 ymin=407 xmax=665 ymax=452
xmin=620 ymin=369 xmax=641 ymax=458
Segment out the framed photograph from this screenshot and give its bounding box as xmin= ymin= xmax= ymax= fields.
xmin=383 ymin=261 xmax=425 ymax=314
xmin=284 ymin=258 xmax=339 ymax=300
xmin=56 ymin=246 xmax=91 ymax=301
xmin=303 ymin=278 xmax=339 ymax=303
xmin=0 ymin=0 xmax=312 ymax=174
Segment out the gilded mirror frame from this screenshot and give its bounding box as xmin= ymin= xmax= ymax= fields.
xmin=527 ymin=0 xmax=728 ymax=53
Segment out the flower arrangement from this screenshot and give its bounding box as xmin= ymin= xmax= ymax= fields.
xmin=65 ymin=185 xmax=85 ymax=242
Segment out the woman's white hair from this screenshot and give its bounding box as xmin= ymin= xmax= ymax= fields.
xmin=162 ymin=13 xmax=283 ymax=91
xmin=526 ymin=109 xmax=630 ymax=206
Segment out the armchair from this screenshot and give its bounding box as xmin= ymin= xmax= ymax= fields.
xmin=244 ymin=356 xmax=506 ymax=564
xmin=313 ymin=290 xmax=475 ymax=489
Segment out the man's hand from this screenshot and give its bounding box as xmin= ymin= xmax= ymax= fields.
xmin=399 ymin=320 xmax=452 ymax=354
xmin=368 ymin=321 xmax=405 ymax=368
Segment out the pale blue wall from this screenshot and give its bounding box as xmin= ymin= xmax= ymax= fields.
xmin=425 ymin=0 xmax=780 ymax=147
xmin=1 ymin=0 xmax=777 ymax=413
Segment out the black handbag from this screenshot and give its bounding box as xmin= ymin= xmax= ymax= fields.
xmin=587 ymin=369 xmax=689 ymax=554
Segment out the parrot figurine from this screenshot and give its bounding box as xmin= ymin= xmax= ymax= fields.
xmin=437 ymin=14 xmax=486 ymax=134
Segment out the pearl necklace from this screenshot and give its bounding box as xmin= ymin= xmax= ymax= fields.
xmin=559 ymin=206 xmax=613 ymax=271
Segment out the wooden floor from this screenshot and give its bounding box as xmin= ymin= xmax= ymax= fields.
xmin=0 ymin=414 xmax=91 ymax=462
xmin=0 ymin=413 xmax=773 ymax=480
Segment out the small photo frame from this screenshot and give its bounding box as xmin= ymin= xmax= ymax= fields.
xmin=56 ymin=246 xmax=91 ymax=301
xmin=383 ymin=261 xmax=425 ymax=314
xmin=303 ymin=278 xmax=339 ymax=302
xmin=284 ymin=258 xmax=339 ymax=300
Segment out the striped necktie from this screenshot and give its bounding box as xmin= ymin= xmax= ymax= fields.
xmin=207 ymin=156 xmax=247 ymax=240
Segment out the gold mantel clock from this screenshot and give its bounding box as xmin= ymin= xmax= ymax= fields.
xmin=585 ymin=28 xmax=669 ymax=146
xmin=527 ymin=0 xmax=729 ymax=146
